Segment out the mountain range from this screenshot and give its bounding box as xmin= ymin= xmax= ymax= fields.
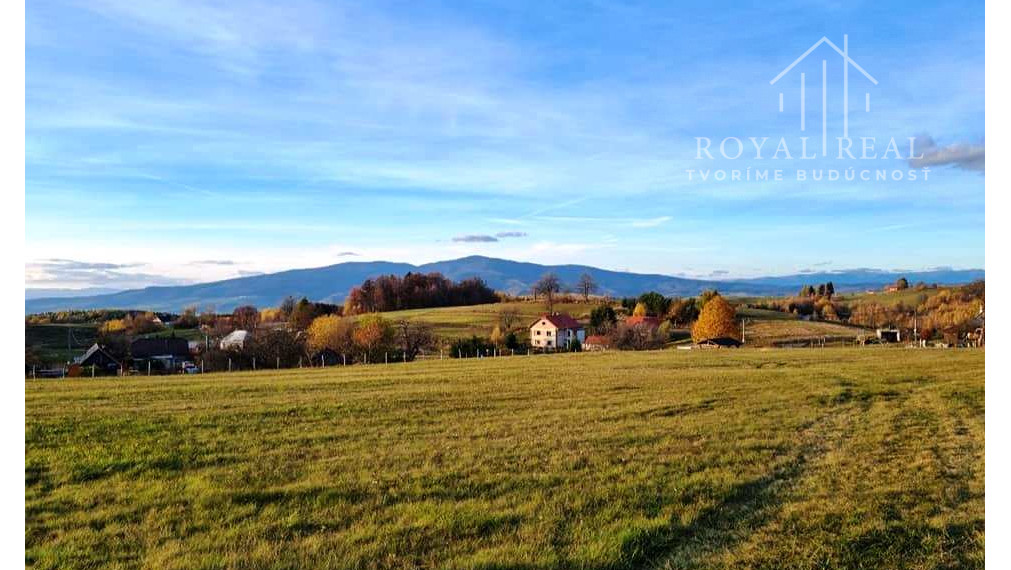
xmin=24 ymin=256 xmax=984 ymax=314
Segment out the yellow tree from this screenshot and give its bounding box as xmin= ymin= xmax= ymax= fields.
xmin=490 ymin=325 xmax=504 ymax=346
xmin=691 ymin=294 xmax=741 ymax=343
xmin=352 ymin=314 xmax=393 ymax=361
xmin=632 ymin=302 xmax=648 ymax=317
xmin=307 ymin=314 xmax=342 ymax=354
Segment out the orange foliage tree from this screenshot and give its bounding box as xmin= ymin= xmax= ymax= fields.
xmin=691 ymin=294 xmax=741 ymax=343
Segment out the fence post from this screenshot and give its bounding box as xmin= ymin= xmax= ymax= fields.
xmin=385 ymin=352 xmax=388 ymax=365
xmin=228 ymin=358 xmax=232 ymax=372
xmin=253 ymin=358 xmax=256 ymax=370
xmin=91 ymin=365 xmax=95 ymax=378
xmin=201 ymin=359 xmax=204 ymax=373
xmin=343 ymin=354 xmax=346 ymax=366
xmin=276 ymin=356 xmax=280 ymax=369
xmin=147 ymin=361 xmax=151 ymax=376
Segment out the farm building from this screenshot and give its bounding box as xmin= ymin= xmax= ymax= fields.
xmin=529 ymin=313 xmax=585 ymax=350
xmin=220 ymin=330 xmax=250 ymax=350
xmin=624 ymin=315 xmax=661 ymax=329
xmin=130 ymin=337 xmax=191 ymax=372
xmin=74 ymin=343 xmax=120 ymax=371
xmin=583 ymin=335 xmax=612 ymax=351
xmin=876 ymin=328 xmax=901 ymax=343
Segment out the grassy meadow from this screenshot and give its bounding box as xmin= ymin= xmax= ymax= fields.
xmin=26 ymin=347 xmax=983 ymax=569
xmin=374 ymin=300 xmax=591 ymax=340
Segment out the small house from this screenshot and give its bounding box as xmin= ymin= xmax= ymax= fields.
xmin=131 ymin=337 xmax=191 ymax=372
xmin=582 ymin=335 xmax=612 ymax=352
xmin=529 ymin=313 xmax=585 ymax=350
xmin=74 ymin=343 xmax=120 ymax=371
xmin=876 ymin=328 xmax=901 ymax=343
xmin=624 ymin=315 xmax=661 ymax=330
xmin=220 ymin=330 xmax=250 ymax=351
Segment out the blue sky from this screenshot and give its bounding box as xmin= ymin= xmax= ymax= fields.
xmin=26 ymin=0 xmax=984 ymax=289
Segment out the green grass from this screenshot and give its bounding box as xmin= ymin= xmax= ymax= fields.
xmin=743 ymin=319 xmax=869 ymax=346
xmin=26 ymin=348 xmax=983 ymax=569
xmin=375 ymin=301 xmax=592 ymax=339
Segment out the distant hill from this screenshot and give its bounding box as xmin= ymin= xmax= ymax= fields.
xmin=25 ymin=287 xmax=122 ymax=300
xmin=24 ymin=256 xmax=984 ymax=314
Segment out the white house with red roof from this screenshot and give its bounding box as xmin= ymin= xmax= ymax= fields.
xmin=529 ymin=313 xmax=585 ymax=350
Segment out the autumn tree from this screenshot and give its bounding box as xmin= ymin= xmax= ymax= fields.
xmin=395 ymin=319 xmax=435 ymax=361
xmin=99 ymin=318 xmax=127 ymax=335
xmin=352 ymin=314 xmax=394 ymax=362
xmin=577 ymin=273 xmax=598 ymax=301
xmin=698 ymin=289 xmax=719 ymax=310
xmin=289 ymin=298 xmax=316 ymax=331
xmin=232 ymin=305 xmax=260 ymax=331
xmin=199 ymin=305 xmax=217 ymax=327
xmin=278 ymin=296 xmax=297 ymax=320
xmin=632 ymin=302 xmax=648 ymax=317
xmin=490 ymin=325 xmax=504 ymax=346
xmin=691 ymin=294 xmax=741 ymax=343
xmin=307 ymin=314 xmax=355 ymax=356
xmin=176 ymin=306 xmax=199 ymax=329
xmin=535 ymin=273 xmax=561 ymax=312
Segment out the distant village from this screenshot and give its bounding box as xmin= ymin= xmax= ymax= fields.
xmin=25 ymin=271 xmax=985 ymax=378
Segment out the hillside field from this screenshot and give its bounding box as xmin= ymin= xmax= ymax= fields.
xmin=26 ymin=347 xmax=983 ymax=569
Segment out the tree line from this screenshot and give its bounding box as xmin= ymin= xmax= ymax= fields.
xmin=343 ymin=272 xmax=497 ymax=314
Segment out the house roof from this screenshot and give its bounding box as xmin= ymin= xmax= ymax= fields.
xmin=76 ymin=343 xmax=120 ymax=366
xmin=131 ymin=337 xmax=191 ymax=359
xmin=221 ymin=330 xmax=249 ymax=343
xmin=530 ymin=313 xmax=583 ymax=330
xmin=625 ymin=315 xmax=661 ymax=328
xmin=583 ymin=335 xmax=611 ymax=346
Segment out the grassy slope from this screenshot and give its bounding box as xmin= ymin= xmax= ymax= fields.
xmin=25 ymin=324 xmax=98 ymax=363
xmin=26 ymin=348 xmax=983 ymax=569
xmin=381 ymin=302 xmax=872 ymax=346
xmin=375 ymin=301 xmax=591 ymax=339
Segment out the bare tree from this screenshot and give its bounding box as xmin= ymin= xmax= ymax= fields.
xmin=498 ymin=307 xmax=521 ymax=331
xmin=577 ymin=272 xmax=598 ymax=301
xmin=535 ymin=273 xmax=561 ymax=312
xmin=395 ymin=320 xmax=436 ymax=361
xmin=232 ymin=305 xmax=260 ymax=331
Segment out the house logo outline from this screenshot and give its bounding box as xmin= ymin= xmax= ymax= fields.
xmin=770 ymin=35 xmax=878 ymax=154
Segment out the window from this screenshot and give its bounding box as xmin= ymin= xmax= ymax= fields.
xmin=546 ymin=331 xmax=552 ymax=336
xmin=546 ymin=340 xmax=552 ymax=346
xmin=536 ymin=330 xmax=541 ymax=335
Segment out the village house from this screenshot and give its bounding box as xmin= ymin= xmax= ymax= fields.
xmin=876 ymin=328 xmax=901 ymax=343
xmin=582 ymin=335 xmax=612 ymax=352
xmin=74 ymin=343 xmax=121 ymax=371
xmin=130 ymin=337 xmax=191 ymax=372
xmin=624 ymin=315 xmax=661 ymax=330
xmin=529 ymin=313 xmax=585 ymax=350
xmin=220 ymin=330 xmax=250 ymax=351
